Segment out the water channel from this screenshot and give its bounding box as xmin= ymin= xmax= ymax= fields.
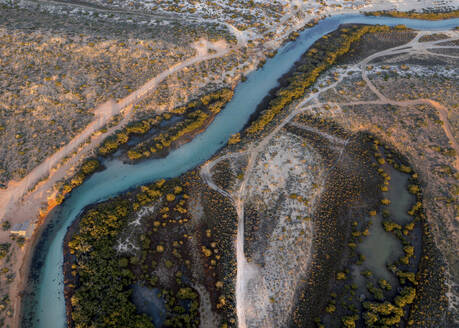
xmin=26 ymin=14 xmax=459 ymax=328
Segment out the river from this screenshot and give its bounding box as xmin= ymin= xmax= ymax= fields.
xmin=25 ymin=14 xmax=459 ymax=328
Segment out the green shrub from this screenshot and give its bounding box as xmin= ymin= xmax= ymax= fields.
xmin=336 ymin=272 xmax=347 ymax=280
xmin=408 ymin=184 xmax=420 ymax=194
xmin=1 ymin=221 xmax=10 ymax=231
xmin=246 ymin=25 xmax=392 ymax=135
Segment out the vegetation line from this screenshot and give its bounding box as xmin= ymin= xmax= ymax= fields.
xmin=243 ymin=24 xmax=399 ymax=136
xmin=365 ymin=10 xmax=459 ymax=21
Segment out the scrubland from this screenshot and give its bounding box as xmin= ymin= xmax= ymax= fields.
xmin=0 ymin=0 xmax=456 ymax=326
xmin=307 ymin=31 xmax=458 ymax=325
xmin=0 ymin=6 xmax=237 ymax=185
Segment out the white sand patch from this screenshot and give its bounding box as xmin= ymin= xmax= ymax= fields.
xmin=116 ymin=203 xmax=157 ymax=253
xmin=368 ymin=64 xmax=458 ymax=79
xmin=239 ymin=132 xmax=325 ymax=328
xmin=444 ymin=271 xmax=459 ymax=323
xmin=193 ymin=283 xmax=221 ymax=328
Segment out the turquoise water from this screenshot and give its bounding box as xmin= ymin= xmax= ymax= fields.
xmin=28 ymin=15 xmax=459 ymax=328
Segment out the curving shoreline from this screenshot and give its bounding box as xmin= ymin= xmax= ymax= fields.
xmin=366 ymin=9 xmax=459 ymax=21
xmin=20 ymin=14 xmax=459 ymax=328
xmin=2 ymin=39 xmax=232 ymax=328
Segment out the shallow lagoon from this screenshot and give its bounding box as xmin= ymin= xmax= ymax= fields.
xmin=354 ymin=158 xmax=418 ymax=296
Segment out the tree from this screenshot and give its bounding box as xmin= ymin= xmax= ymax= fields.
xmin=379 ymin=279 xmax=392 ymax=291
xmin=342 ymin=315 xmax=358 ymax=328
xmin=336 ymin=272 xmax=347 ymax=280
xmin=1 ymin=221 xmax=10 ymax=231
xmin=394 ymin=287 xmax=416 ymax=307
xmin=363 ymin=311 xmax=379 ymax=326
xmin=408 ymin=184 xmax=420 ymax=194
xmin=325 ymin=303 xmax=336 ymax=313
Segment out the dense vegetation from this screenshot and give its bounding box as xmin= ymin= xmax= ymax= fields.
xmin=245 ymin=25 xmax=393 ymax=135
xmin=287 ymin=128 xmax=382 ymax=327
xmin=299 ymin=132 xmax=445 ymax=328
xmin=55 ymin=158 xmax=101 ymax=205
xmin=98 ymin=88 xmax=233 ymax=161
xmin=66 ymin=171 xmax=238 ymax=328
xmin=98 ymin=117 xmax=163 ymax=156
xmin=367 ymin=10 xmax=459 ymax=20
xmin=67 ymin=179 xmax=200 ymax=327
xmin=356 ymin=140 xmax=422 ymax=328
xmin=278 ymin=113 xmax=447 ymax=327
xmin=68 ymin=198 xmax=154 ymax=327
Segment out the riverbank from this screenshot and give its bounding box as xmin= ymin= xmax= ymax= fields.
xmin=20 ymin=205 xmax=68 ymax=327
xmin=62 ymin=208 xmax=84 ymax=328
xmin=58 ymin=171 xmax=239 ymax=328
xmin=20 ymin=87 xmax=237 ymax=326
xmin=98 ymin=88 xmax=235 ymax=163
xmin=239 ymin=23 xmax=420 ymax=142
xmin=366 ymin=9 xmax=459 ymax=21
xmin=21 ymin=15 xmax=459 ymax=328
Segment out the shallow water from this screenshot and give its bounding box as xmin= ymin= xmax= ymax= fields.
xmin=26 ymin=15 xmax=459 ymax=328
xmin=131 ymin=285 xmax=166 ymax=327
xmin=356 ymin=213 xmax=402 ymax=285
xmin=355 ymin=164 xmax=415 ymax=290
xmin=385 ymin=166 xmax=416 ymax=224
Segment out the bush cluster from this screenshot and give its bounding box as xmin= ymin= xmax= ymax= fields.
xmin=246 ymin=25 xmax=392 ymax=135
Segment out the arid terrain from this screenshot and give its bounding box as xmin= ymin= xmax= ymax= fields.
xmin=314 ymin=29 xmax=459 ymax=301
xmin=0 ymin=1 xmax=457 ymax=328
xmin=52 ymin=26 xmax=458 ymax=328
xmin=199 ymin=27 xmax=458 ymax=327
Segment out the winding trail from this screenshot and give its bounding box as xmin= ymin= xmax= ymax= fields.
xmin=0 ymin=39 xmax=229 ymax=227
xmin=0 ymin=38 xmax=231 ymax=328
xmin=287 ymin=121 xmax=348 ymax=145
xmin=200 ymin=30 xmax=458 ymax=327
xmin=358 ymin=36 xmax=459 ymax=172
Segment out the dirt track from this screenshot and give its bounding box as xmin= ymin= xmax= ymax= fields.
xmin=0 ymin=38 xmax=230 ymax=328
xmin=200 ymin=30 xmax=459 ymax=328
